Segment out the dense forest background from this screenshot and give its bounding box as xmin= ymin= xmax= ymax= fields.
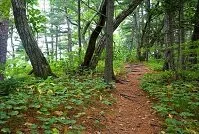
xmin=0 ymin=0 xmax=198 ymax=133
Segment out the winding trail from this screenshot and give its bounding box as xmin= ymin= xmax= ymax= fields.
xmin=101 ymin=64 xmax=162 ymax=134
xmin=85 ymin=64 xmax=162 ymax=134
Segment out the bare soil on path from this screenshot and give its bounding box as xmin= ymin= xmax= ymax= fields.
xmin=84 ymin=64 xmax=162 ymax=134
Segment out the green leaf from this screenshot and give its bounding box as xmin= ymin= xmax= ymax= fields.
xmin=29 ymin=104 xmax=41 ymax=108
xmin=8 ymin=111 xmax=19 ymax=116
xmin=5 ymin=105 xmax=12 ymax=109
xmin=1 ymin=128 xmax=11 ymax=133
xmin=52 ymin=128 xmax=59 ymax=134
xmin=0 ymin=112 xmax=9 ymax=119
xmin=58 ymin=119 xmax=76 ymax=125
xmin=16 ymin=130 xmax=24 ymax=134
xmin=0 ymin=120 xmax=7 ymax=124
xmin=65 ymin=106 xmax=73 ymax=110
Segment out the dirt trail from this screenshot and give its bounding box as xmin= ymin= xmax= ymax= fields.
xmin=84 ymin=64 xmax=162 ymax=134
xmin=102 ymin=64 xmax=162 ymax=134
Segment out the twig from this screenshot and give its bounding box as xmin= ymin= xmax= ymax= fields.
xmin=120 ymin=93 xmax=136 ymax=101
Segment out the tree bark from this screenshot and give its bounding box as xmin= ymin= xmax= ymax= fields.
xmin=78 ymin=0 xmax=82 ymax=64
xmin=163 ymin=9 xmax=175 ymax=71
xmin=65 ymin=8 xmax=72 ymax=52
xmin=55 ymin=26 xmax=59 ymax=61
xmin=190 ymin=0 xmax=199 ymax=64
xmin=0 ymin=20 xmax=9 ymax=80
xmin=43 ymin=0 xmax=50 ymax=59
xmin=134 ymin=8 xmax=142 ymax=61
xmin=104 ymin=0 xmax=114 ymax=84
xmin=81 ymin=0 xmax=107 ymax=68
xmin=90 ymin=0 xmax=144 ymax=69
xmin=11 ymin=0 xmax=54 ymax=79
xmin=10 ymin=25 xmax=15 ymax=59
xmin=141 ymin=0 xmax=151 ymax=61
xmin=178 ymin=1 xmax=185 ymax=70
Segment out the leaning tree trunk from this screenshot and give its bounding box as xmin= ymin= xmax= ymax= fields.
xmin=11 ymin=0 xmax=53 ymax=79
xmin=0 ymin=20 xmax=9 ymax=80
xmin=90 ymin=0 xmax=144 ymax=69
xmin=81 ymin=0 xmax=106 ymax=68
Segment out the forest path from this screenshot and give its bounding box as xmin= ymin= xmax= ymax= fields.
xmin=100 ymin=64 xmax=162 ymax=134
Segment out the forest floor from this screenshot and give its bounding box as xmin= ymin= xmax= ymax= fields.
xmin=83 ymin=64 xmax=163 ymax=134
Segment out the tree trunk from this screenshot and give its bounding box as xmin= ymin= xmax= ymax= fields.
xmin=10 ymin=25 xmax=15 ymax=59
xmin=44 ymin=31 xmax=49 ymax=58
xmin=134 ymin=8 xmax=142 ymax=61
xmin=190 ymin=0 xmax=199 ymax=64
xmin=65 ymin=8 xmax=72 ymax=52
xmin=178 ymin=1 xmax=185 ymax=70
xmin=78 ymin=0 xmax=82 ymax=64
xmin=0 ymin=20 xmax=9 ymax=80
xmin=81 ymin=0 xmax=107 ymax=68
xmin=43 ymin=0 xmax=50 ymax=59
xmin=11 ymin=0 xmax=53 ymax=79
xmin=163 ymin=10 xmax=175 ymax=71
xmin=141 ymin=0 xmax=151 ymax=61
xmin=104 ymin=0 xmax=114 ymax=84
xmin=55 ymin=26 xmax=59 ymax=61
xmin=50 ymin=25 xmax=54 ymax=61
xmin=90 ymin=0 xmax=144 ymax=69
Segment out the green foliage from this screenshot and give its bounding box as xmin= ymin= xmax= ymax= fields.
xmin=141 ymin=70 xmax=199 ymax=133
xmin=0 ymin=0 xmax=11 ymax=20
xmin=5 ymin=57 xmax=32 ymax=78
xmin=28 ymin=7 xmax=47 ymax=33
xmin=144 ymin=59 xmax=164 ymax=71
xmin=0 ymin=78 xmax=21 ymax=95
xmin=0 ymin=61 xmax=114 ymax=133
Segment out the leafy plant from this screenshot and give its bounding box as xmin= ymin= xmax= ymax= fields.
xmin=141 ymin=70 xmax=199 ymax=133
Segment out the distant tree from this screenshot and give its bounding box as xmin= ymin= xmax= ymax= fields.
xmin=190 ymin=0 xmax=199 ymax=64
xmin=162 ymin=0 xmax=176 ymax=70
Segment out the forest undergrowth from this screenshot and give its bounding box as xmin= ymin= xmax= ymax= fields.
xmin=0 ymin=57 xmax=199 ymax=133
xmin=142 ymin=60 xmax=199 ymax=133
xmin=0 ymin=61 xmax=117 ymax=133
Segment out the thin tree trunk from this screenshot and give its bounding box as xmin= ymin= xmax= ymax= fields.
xmin=55 ymin=26 xmax=59 ymax=61
xmin=44 ymin=32 xmax=49 ymax=58
xmin=0 ymin=20 xmax=9 ymax=80
xmin=178 ymin=1 xmax=185 ymax=70
xmin=65 ymin=8 xmax=72 ymax=52
xmin=190 ymin=0 xmax=199 ymax=64
xmin=11 ymin=0 xmax=54 ymax=78
xmin=50 ymin=25 xmax=54 ymax=61
xmin=43 ymin=0 xmax=49 ymax=59
xmin=78 ymin=0 xmax=82 ymax=64
xmin=134 ymin=8 xmax=142 ymax=61
xmin=142 ymin=0 xmax=151 ymax=61
xmin=10 ymin=24 xmax=15 ymax=59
